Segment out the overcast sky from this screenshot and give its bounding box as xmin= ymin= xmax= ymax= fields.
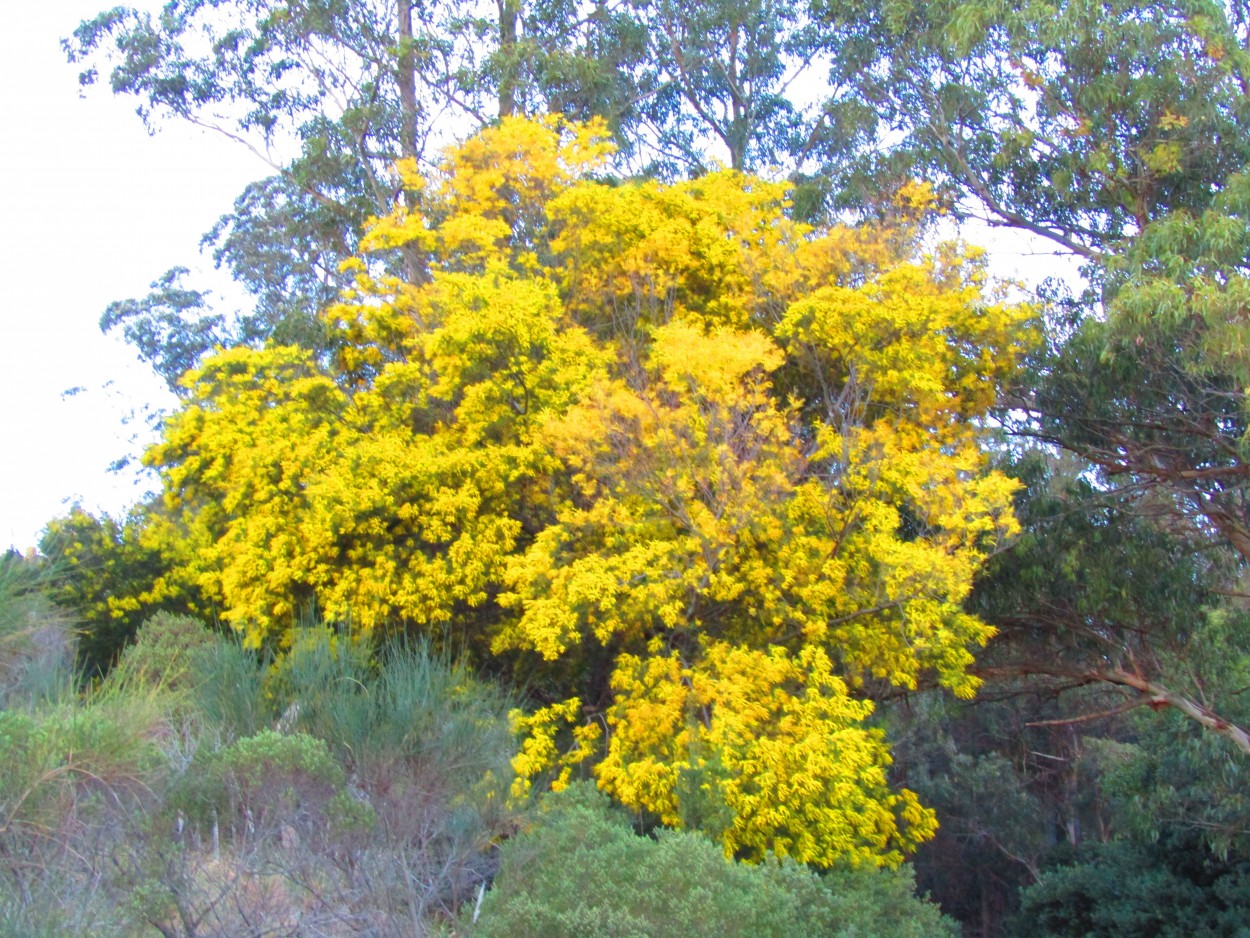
xmin=0 ymin=3 xmax=268 ymax=551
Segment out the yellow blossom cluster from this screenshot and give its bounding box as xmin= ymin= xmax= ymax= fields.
xmin=145 ymin=116 xmax=1035 ymax=863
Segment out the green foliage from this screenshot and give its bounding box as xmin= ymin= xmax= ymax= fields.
xmin=98 ymin=266 xmax=230 ymax=394
xmin=820 ymin=0 xmax=1250 ymax=244
xmin=965 ymin=449 xmax=1236 ymax=715
xmin=184 ymin=624 xmax=520 ymax=802
xmin=0 ymin=881 xmax=124 ymax=938
xmin=261 ymin=625 xmax=375 ymax=718
xmin=259 ymin=628 xmax=519 ymax=873
xmin=65 ymin=0 xmax=657 ymax=384
xmin=255 ymin=627 xmax=515 ymax=772
xmin=877 ymin=447 xmax=1250 ymax=933
xmin=108 ymin=611 xmax=218 ymax=695
xmin=169 ymin=729 xmax=374 ymax=845
xmin=0 ymin=623 xmax=522 ymax=935
xmin=39 ymin=507 xmax=193 ymax=679
xmin=1100 ymin=706 xmax=1250 ymax=859
xmin=470 ymin=782 xmax=958 ymax=938
xmin=973 ymin=451 xmax=1216 ymax=630
xmin=1015 ymin=838 xmax=1250 ymax=938
xmin=0 ymin=551 xmax=53 ymax=637
xmin=618 ymin=0 xmax=818 ymax=172
xmin=0 ymin=552 xmax=74 ymax=709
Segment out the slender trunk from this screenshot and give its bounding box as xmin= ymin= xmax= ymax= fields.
xmin=726 ymin=22 xmax=746 ymax=171
xmin=395 ymin=0 xmax=426 ymax=283
xmin=397 ymin=0 xmax=418 ymax=161
xmin=497 ymin=0 xmax=521 ymax=118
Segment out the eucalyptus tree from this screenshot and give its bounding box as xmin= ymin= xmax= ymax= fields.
xmin=67 ymin=0 xmax=646 ymax=389
xmin=813 ymin=0 xmax=1250 ymax=249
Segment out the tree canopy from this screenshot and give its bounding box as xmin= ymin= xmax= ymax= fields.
xmin=132 ymin=116 xmax=1034 ymax=867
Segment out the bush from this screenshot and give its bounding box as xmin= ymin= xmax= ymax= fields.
xmin=0 ymin=619 xmax=524 ymax=936
xmin=137 ymin=628 xmax=522 ymax=934
xmin=263 ymin=630 xmax=513 ymax=767
xmin=0 ymin=689 xmax=167 ymax=928
xmin=468 ymin=782 xmax=958 ymax=938
xmin=169 ymin=729 xmax=372 ymax=846
xmin=109 ymin=612 xmax=219 ymax=694
xmin=1014 ymin=837 xmax=1250 ymax=937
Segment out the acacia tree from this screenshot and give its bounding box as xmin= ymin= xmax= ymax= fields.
xmin=142 ymin=117 xmax=1034 ymax=866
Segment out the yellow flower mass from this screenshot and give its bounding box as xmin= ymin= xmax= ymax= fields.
xmin=144 ymin=117 xmax=1035 ymax=866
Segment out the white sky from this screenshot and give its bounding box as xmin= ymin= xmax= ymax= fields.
xmin=0 ymin=3 xmax=267 ymax=552
xmin=0 ymin=3 xmax=1080 ymax=554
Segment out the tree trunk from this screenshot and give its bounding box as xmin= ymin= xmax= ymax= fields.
xmin=395 ymin=0 xmax=426 ymax=284
xmin=497 ymin=0 xmax=521 ymax=118
xmin=397 ymin=0 xmax=418 ymax=161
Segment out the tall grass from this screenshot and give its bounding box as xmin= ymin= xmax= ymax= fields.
xmin=187 ymin=630 xmax=269 ymax=740
xmin=262 ymin=628 xmax=515 ymax=769
xmin=0 ymin=553 xmax=75 ymax=709
xmin=0 ymin=563 xmax=531 ymax=936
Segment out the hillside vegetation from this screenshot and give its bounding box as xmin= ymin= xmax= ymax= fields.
xmin=22 ymin=0 xmax=1250 ymax=932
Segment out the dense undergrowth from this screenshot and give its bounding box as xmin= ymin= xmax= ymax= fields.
xmin=0 ymin=555 xmax=957 ymax=937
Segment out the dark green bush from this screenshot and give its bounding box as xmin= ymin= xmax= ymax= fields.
xmin=1014 ymin=837 xmax=1250 ymax=938
xmin=108 ymin=611 xmax=219 ymax=696
xmin=469 ymin=782 xmax=958 ymax=938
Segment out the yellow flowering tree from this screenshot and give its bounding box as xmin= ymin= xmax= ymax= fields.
xmin=144 ymin=116 xmax=1034 ymax=864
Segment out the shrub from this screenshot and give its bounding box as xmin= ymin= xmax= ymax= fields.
xmin=1014 ymin=837 xmax=1250 ymax=937
xmin=468 ymin=782 xmax=958 ymax=938
xmin=109 ymin=611 xmax=219 ymax=693
xmin=0 ymin=618 xmax=524 ymax=936
xmin=266 ymin=630 xmax=514 ymax=769
xmin=0 ymin=689 xmax=167 ymax=922
xmin=152 ymin=631 xmax=522 ymax=933
xmin=170 ymin=729 xmax=371 ymax=846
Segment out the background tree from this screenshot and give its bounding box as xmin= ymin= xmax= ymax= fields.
xmin=618 ymin=0 xmax=821 ymax=173
xmin=814 ymin=0 xmax=1250 ymax=248
xmin=874 ymin=448 xmax=1250 ymax=934
xmin=66 ymin=0 xmax=648 ymax=388
xmin=39 ymin=506 xmax=197 ymax=678
xmin=799 ymin=0 xmax=1250 ymax=765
